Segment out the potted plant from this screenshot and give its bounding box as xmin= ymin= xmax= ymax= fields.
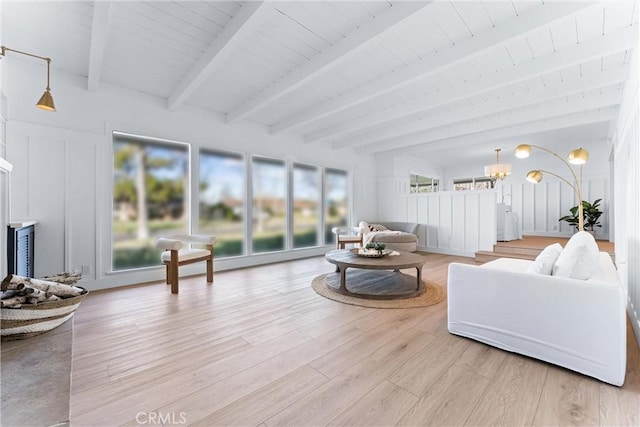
xmin=559 ymin=199 xmax=603 ymax=235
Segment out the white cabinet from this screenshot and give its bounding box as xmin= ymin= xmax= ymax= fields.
xmin=496 ymin=203 xmax=521 ymax=241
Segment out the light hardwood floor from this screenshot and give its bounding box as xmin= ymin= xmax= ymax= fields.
xmin=70 ymin=253 xmax=640 ymax=426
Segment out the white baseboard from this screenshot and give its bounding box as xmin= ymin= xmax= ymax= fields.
xmin=417 ymin=246 xmax=474 ymax=258
xmin=81 ymin=246 xmax=332 ymax=291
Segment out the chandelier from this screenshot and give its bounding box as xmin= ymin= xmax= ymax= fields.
xmin=484 ymin=148 xmax=511 ymax=180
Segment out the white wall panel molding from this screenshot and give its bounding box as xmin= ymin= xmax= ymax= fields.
xmin=376 ymin=184 xmax=496 ymax=257
xmin=612 ymin=44 xmax=640 ymax=346
xmin=271 ymin=1 xmax=594 ymax=133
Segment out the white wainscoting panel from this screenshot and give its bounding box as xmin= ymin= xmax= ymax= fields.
xmin=376 ymin=178 xmax=496 ymax=257
xmin=501 ymin=177 xmax=609 ymax=239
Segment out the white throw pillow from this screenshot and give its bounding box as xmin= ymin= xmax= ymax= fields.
xmin=552 ymin=231 xmax=599 ymax=279
xmin=358 ymin=221 xmax=369 ymax=234
xmin=527 ymin=243 xmax=563 ymax=275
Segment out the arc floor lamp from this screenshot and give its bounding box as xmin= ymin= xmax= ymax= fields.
xmin=0 ymin=45 xmax=56 ymax=111
xmin=514 ymin=144 xmax=589 ymax=231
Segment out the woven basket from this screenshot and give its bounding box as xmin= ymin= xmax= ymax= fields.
xmin=1 ymin=288 xmax=88 ymax=341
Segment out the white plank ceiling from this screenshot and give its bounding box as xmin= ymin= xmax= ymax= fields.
xmin=2 ymin=1 xmax=638 ymax=167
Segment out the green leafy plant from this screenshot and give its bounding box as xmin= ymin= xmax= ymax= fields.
xmin=559 ymin=199 xmax=603 ymax=231
xmin=365 ymin=242 xmax=386 ymax=253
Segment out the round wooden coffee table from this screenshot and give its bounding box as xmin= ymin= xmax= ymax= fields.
xmin=324 ymin=249 xmax=426 ymax=300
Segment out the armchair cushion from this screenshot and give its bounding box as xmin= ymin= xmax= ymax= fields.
xmin=160 ymin=248 xmax=211 ymax=263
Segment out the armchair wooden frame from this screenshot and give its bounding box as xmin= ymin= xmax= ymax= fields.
xmin=155 ymin=235 xmax=216 ymax=294
xmin=332 ymin=226 xmax=363 ymax=249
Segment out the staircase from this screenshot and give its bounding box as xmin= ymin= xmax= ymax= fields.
xmin=475 ymin=243 xmax=539 ymax=263
xmin=474 ymin=236 xmax=615 ymax=263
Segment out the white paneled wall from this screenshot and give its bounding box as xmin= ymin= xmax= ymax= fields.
xmin=613 ymin=47 xmax=640 ymax=346
xmin=3 ymin=62 xmax=377 ymax=291
xmin=501 ymin=177 xmax=609 ymax=239
xmin=6 ymin=123 xmax=100 ymax=279
xmin=378 ymin=177 xmax=495 ymax=257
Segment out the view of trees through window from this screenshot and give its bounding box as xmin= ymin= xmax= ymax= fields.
xmin=112 ymin=133 xmax=189 ymax=271
xmin=453 ymin=177 xmax=495 ymax=191
xmin=324 ymin=169 xmax=349 ymax=245
xmin=199 ymin=150 xmax=245 ymax=257
xmin=252 ymin=157 xmax=287 ymax=253
xmin=410 ymin=174 xmax=439 ymax=193
xmin=293 ymin=164 xmax=320 ymax=248
xmin=112 ymin=133 xmax=350 ymax=270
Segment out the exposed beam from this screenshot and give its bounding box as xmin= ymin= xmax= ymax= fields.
xmin=332 ymin=64 xmax=630 ymax=149
xmin=224 ymin=1 xmax=431 ymax=124
xmin=168 ymin=1 xmax=269 ymax=111
xmin=270 ymin=1 xmax=596 ymax=134
xmin=378 ymin=107 xmax=619 ymax=157
xmin=87 ymin=1 xmax=111 ymax=92
xmin=306 ymin=25 xmax=636 ymax=144
xmin=356 ymin=94 xmax=621 ymax=154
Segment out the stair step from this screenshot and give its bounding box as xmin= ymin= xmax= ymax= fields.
xmin=492 ymin=245 xmax=541 ymax=257
xmin=474 ymin=250 xmax=537 ymax=263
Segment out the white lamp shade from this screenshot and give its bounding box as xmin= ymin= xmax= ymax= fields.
xmin=484 ymin=163 xmax=512 ymax=178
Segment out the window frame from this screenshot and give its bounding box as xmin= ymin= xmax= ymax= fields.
xmin=110 ymin=130 xmax=191 ymax=273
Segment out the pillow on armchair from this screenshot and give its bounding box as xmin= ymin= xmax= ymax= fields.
xmin=552 ymin=231 xmax=599 ymax=280
xmin=527 ymin=243 xmax=563 ymax=275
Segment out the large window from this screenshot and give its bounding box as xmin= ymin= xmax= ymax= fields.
xmin=112 ymin=135 xmax=351 ymax=270
xmin=410 ymin=174 xmax=439 ymax=193
xmin=453 ymin=177 xmax=495 ymax=191
xmin=324 ymin=168 xmax=348 ymax=245
xmin=199 ymin=150 xmax=245 ymax=257
xmin=293 ymin=163 xmax=321 ymax=248
xmin=252 ymin=157 xmax=287 ymax=253
xmin=112 ymin=132 xmax=189 ymax=271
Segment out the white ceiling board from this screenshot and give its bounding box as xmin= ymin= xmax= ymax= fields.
xmin=2 ymin=1 xmax=93 ymax=77
xmin=2 ymin=0 xmax=637 ymax=170
xmin=270 ymin=1 xmax=596 ymax=134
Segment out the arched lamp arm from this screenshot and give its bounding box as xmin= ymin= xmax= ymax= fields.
xmin=524 ymin=144 xmax=581 ymax=193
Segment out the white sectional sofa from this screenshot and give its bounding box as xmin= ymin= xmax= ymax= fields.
xmin=358 ymin=221 xmax=419 ymax=252
xmin=448 ymin=233 xmax=626 ymax=386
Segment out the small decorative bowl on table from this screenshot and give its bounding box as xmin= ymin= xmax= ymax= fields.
xmin=0 ymin=273 xmax=88 ymax=341
xmin=352 ymin=242 xmax=389 ymax=258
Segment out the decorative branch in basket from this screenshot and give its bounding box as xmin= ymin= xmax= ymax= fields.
xmin=1 ymin=274 xmax=85 ymax=308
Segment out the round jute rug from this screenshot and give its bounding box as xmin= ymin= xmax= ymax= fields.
xmin=311 ymin=273 xmax=445 ymax=309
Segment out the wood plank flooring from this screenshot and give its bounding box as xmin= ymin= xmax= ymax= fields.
xmin=70 ymin=253 xmax=640 ymax=426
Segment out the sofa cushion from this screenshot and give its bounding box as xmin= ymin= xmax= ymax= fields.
xmin=371 ymin=232 xmax=416 ymax=243
xmin=552 ymin=231 xmax=599 ymax=280
xmin=527 ymin=243 xmax=563 ymax=275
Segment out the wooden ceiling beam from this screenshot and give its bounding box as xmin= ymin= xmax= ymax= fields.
xmin=375 ymin=107 xmax=619 ymax=157
xmin=224 ymin=1 xmax=431 ymax=124
xmin=307 ymin=23 xmax=635 ymax=144
xmin=271 ymin=1 xmax=596 ymax=134
xmin=168 ymin=1 xmax=269 ymax=111
xmin=332 ymin=63 xmax=630 ymax=149
xmin=87 ymin=1 xmax=112 ymax=92
xmin=355 ymin=96 xmax=621 ymax=154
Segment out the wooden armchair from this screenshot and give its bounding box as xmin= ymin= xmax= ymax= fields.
xmin=155 ymin=235 xmax=216 ymax=294
xmin=331 ymin=226 xmax=362 ymax=249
